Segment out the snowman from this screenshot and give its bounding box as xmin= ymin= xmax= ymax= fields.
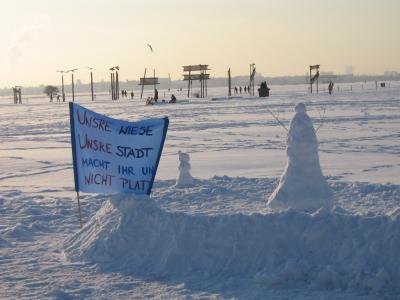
xmin=175 ymin=151 xmax=195 ymax=187
xmin=267 ymin=103 xmax=333 ymax=211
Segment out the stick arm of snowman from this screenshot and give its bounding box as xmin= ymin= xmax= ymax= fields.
xmin=266 ymin=108 xmax=289 ymax=132
xmin=315 ymin=107 xmax=326 ymax=133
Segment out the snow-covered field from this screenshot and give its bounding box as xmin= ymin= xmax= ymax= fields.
xmin=0 ymin=83 xmax=399 ymax=299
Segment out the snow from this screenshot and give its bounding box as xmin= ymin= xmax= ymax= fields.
xmin=175 ymin=151 xmax=195 ymax=187
xmin=1 ymin=83 xmax=400 ymax=299
xmin=268 ymin=103 xmax=333 ymax=211
xmin=64 ymin=194 xmax=400 ymax=294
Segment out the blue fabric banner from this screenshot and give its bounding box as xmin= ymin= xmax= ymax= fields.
xmin=69 ymin=103 xmax=168 ymax=195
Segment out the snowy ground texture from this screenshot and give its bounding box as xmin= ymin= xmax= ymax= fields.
xmin=1 ymin=83 xmax=400 ymax=299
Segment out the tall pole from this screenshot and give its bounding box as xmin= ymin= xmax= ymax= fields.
xmin=72 ymin=72 xmax=75 ymax=102
xmin=203 ymin=66 xmax=206 ymax=98
xmin=249 ymin=64 xmax=251 ymax=96
xmin=13 ymin=88 xmax=16 ymax=104
xmin=140 ymin=68 xmax=147 ymax=100
xmin=110 ymin=72 xmax=114 ymax=100
xmin=200 ymin=70 xmax=203 ymax=98
xmin=187 ymin=69 xmax=191 ymax=98
xmin=116 ymin=71 xmax=119 ymax=100
xmin=252 ymin=73 xmax=255 ymax=96
xmin=205 ymin=73 xmax=207 ymax=97
xmin=309 ymin=66 xmax=313 ymax=94
xmin=153 ymin=69 xmax=156 ymax=95
xmin=90 ymin=71 xmax=94 ymax=101
xmin=76 ymin=192 xmax=83 ymax=228
xmin=61 ymin=74 xmax=65 ymax=102
xmin=57 ymin=71 xmax=66 ymax=102
xmin=228 ymin=68 xmax=231 ymax=96
xmin=249 ymin=64 xmax=255 ymax=96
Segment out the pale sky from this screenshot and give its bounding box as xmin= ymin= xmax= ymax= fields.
xmin=1 ymin=0 xmax=399 ymax=87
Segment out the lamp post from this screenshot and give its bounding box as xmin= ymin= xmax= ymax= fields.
xmin=67 ymin=68 xmax=78 ymax=102
xmin=56 ymin=70 xmax=66 ymax=102
xmin=88 ymin=67 xmax=95 ymax=101
xmin=110 ymin=67 xmax=115 ymax=100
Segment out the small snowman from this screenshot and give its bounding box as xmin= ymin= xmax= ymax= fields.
xmin=175 ymin=151 xmax=195 ymax=187
xmin=267 ymin=103 xmax=333 ymax=211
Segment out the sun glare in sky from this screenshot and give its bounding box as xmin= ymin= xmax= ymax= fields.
xmin=1 ymin=0 xmax=399 ymax=86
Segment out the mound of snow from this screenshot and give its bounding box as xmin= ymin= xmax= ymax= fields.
xmin=268 ymin=103 xmax=333 ymax=211
xmin=3 ymin=222 xmax=35 ymax=241
xmin=64 ymin=195 xmax=400 ymax=292
xmin=0 ymin=235 xmax=12 ymax=248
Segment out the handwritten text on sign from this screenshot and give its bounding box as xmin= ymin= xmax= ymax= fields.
xmin=69 ymin=103 xmax=169 ymax=195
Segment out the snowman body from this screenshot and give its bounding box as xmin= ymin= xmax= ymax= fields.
xmin=268 ymin=103 xmax=333 ymax=210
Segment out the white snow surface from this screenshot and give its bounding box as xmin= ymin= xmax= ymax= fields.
xmin=64 ymin=193 xmax=400 ymax=294
xmin=1 ymin=83 xmax=400 ymax=299
xmin=268 ymin=103 xmax=333 ymax=210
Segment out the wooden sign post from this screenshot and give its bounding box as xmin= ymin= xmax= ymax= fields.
xmin=228 ymin=68 xmax=231 ymax=96
xmin=249 ymin=64 xmax=256 ymax=96
xmin=138 ymin=69 xmax=160 ymax=99
xmin=182 ymin=65 xmax=210 ymax=98
xmin=309 ymin=64 xmax=320 ymax=94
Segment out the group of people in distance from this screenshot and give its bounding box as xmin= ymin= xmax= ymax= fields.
xmin=120 ymin=90 xmax=135 ymax=99
xmin=146 ymin=88 xmax=177 ymax=105
xmin=233 ymin=86 xmax=251 ymax=94
xmin=47 ymin=88 xmax=178 ymax=104
xmin=50 ymin=94 xmax=66 ymax=102
xmin=146 ymin=95 xmax=177 ymax=105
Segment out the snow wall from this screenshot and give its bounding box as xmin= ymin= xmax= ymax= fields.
xmin=64 ymin=196 xmax=400 ymax=292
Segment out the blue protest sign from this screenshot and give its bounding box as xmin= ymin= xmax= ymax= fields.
xmin=69 ymin=102 xmax=169 ymax=195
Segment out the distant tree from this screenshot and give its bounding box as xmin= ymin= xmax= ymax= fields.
xmin=43 ymin=85 xmax=59 ymax=98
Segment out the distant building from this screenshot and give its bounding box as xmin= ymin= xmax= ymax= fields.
xmin=384 ymin=71 xmax=399 ymax=77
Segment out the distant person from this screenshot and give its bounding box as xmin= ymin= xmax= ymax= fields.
xmin=248 ymin=86 xmax=250 ymax=93
xmin=146 ymin=97 xmax=154 ymax=105
xmin=169 ymin=94 xmax=177 ymax=103
xmin=234 ymin=86 xmax=238 ymax=94
xmin=328 ymin=82 xmax=334 ymax=95
xmin=154 ymin=89 xmax=159 ymax=102
xmin=244 ymin=86 xmax=247 ymax=93
xmin=50 ymin=94 xmax=53 ymax=102
xmin=57 ymin=95 xmax=60 ymax=102
xmin=131 ymin=91 xmax=134 ymax=99
xmin=240 ymin=86 xmax=242 ymax=94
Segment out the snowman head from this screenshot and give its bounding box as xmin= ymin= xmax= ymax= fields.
xmin=295 ymin=103 xmax=307 ymax=114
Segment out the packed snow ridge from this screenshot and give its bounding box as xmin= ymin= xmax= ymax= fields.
xmin=64 ymin=194 xmax=400 ymax=293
